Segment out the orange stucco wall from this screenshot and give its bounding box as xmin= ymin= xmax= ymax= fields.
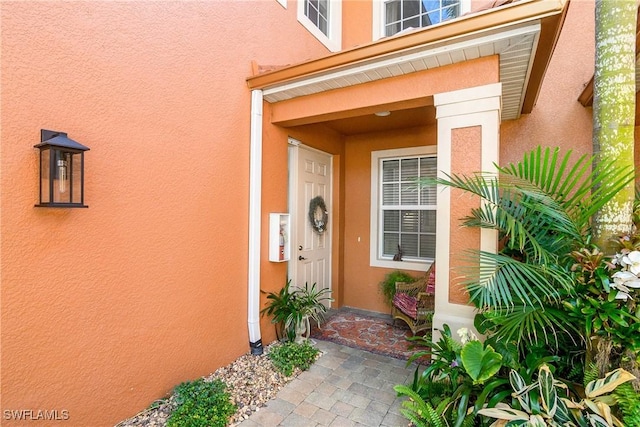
xmin=501 ymin=0 xmax=595 ymax=162
xmin=449 ymin=127 xmax=482 ymax=305
xmin=1 ymin=2 xmax=331 ymax=425
xmin=342 ymin=126 xmax=437 ymax=313
xmin=0 ymin=0 xmax=622 ymax=425
xmin=342 ymin=1 xmax=373 ymax=48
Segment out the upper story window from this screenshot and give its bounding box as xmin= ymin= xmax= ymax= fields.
xmin=385 ymin=0 xmax=460 ymax=36
xmin=373 ymin=0 xmax=469 ymax=40
xmin=298 ymin=0 xmax=342 ymax=52
xmin=306 ymin=0 xmax=329 ymax=36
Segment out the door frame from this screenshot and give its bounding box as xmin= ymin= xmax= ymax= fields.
xmin=287 ymin=137 xmax=333 ymax=295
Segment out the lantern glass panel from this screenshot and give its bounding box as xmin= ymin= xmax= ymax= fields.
xmin=71 ymin=152 xmax=83 ymax=204
xmin=52 ymin=149 xmax=71 ymax=204
xmin=39 ymin=148 xmax=50 ymax=204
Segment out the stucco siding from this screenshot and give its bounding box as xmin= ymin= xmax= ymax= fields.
xmin=501 ymin=0 xmax=595 ymax=162
xmin=1 ymin=1 xmax=330 ymax=424
xmin=0 ymin=0 xmax=627 ymax=424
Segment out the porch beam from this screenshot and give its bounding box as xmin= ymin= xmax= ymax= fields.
xmin=270 ymin=56 xmax=499 ymax=128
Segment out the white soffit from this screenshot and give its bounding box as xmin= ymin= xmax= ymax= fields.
xmin=262 ymin=21 xmax=541 ymax=121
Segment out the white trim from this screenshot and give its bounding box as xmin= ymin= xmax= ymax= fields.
xmin=297 ymin=0 xmax=342 ymax=52
xmin=432 ymin=83 xmax=501 ymax=337
xmin=370 ymin=145 xmax=437 ymax=272
xmin=247 ymin=90 xmax=264 ymax=353
xmin=276 ymin=0 xmax=286 ymax=8
xmin=287 ymin=139 xmax=300 ymax=284
xmin=372 ymin=0 xmax=383 ymax=41
xmin=434 ymin=83 xmax=502 ymax=116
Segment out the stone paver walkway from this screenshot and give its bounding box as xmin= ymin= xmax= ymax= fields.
xmin=236 ymin=339 xmax=415 ymax=427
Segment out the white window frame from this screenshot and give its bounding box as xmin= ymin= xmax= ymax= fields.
xmin=372 ymin=0 xmax=471 ymax=41
xmin=297 ymin=0 xmax=342 ymax=52
xmin=370 ymin=145 xmax=437 ymax=271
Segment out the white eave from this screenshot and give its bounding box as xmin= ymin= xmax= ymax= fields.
xmin=261 ymin=21 xmax=541 ymax=121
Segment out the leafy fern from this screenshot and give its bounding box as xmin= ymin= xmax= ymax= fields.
xmin=614 ymin=382 xmax=640 ymax=427
xmin=394 ymin=384 xmax=448 ymax=427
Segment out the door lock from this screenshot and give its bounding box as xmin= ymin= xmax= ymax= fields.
xmin=298 ymin=255 xmax=307 ymax=261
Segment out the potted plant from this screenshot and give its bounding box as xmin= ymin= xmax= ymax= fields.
xmin=379 ymin=270 xmax=416 ymax=307
xmin=261 ymin=281 xmax=332 ymax=343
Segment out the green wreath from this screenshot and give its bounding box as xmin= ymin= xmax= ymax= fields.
xmin=308 ymin=196 xmax=328 ymax=234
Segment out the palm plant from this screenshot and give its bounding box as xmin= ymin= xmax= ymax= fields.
xmin=425 ymin=147 xmax=634 ymax=356
xmin=261 ymin=281 xmax=332 ymax=342
xmin=292 ymin=282 xmax=333 ymax=336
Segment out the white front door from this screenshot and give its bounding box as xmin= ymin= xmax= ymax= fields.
xmin=288 ymin=141 xmax=332 ymax=304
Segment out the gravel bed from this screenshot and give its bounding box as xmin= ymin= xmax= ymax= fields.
xmin=115 ymin=342 xmax=315 ymax=427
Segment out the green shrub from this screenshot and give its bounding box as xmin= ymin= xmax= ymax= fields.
xmin=167 ymin=378 xmax=236 ymax=427
xmin=397 ymin=324 xmax=510 ymax=427
xmin=268 ymin=341 xmax=319 ymax=376
xmin=478 ymin=365 xmax=636 ymax=426
xmin=614 ymin=381 xmax=640 ymax=427
xmin=379 ymin=270 xmax=415 ymax=306
xmin=393 ymin=385 xmax=452 ymax=427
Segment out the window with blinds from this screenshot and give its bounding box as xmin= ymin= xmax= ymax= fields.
xmin=380 ymin=155 xmax=437 ymax=261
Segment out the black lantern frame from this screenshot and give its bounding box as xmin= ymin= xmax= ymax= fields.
xmin=34 ymin=129 xmax=90 ymax=208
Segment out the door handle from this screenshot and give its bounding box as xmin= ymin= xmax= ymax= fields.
xmin=298 ymin=256 xmax=307 ymax=261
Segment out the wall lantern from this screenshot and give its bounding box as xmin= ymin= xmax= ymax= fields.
xmin=34 ymin=129 xmax=90 ymax=208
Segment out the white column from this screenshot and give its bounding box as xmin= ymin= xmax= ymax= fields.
xmin=432 ymin=83 xmax=501 ymax=337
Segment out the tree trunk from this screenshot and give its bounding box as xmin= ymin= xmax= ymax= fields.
xmin=590 ymin=0 xmax=638 ymax=379
xmin=591 ymin=0 xmax=636 ymax=252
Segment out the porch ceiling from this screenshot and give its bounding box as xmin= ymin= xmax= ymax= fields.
xmin=323 ymin=105 xmax=436 ymax=135
xmin=247 ymin=0 xmax=569 ymax=130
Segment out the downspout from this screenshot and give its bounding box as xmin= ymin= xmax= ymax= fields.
xmin=248 ymin=89 xmax=263 ymax=355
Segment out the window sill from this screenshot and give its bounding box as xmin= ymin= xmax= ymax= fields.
xmin=371 ymin=258 xmax=432 ymax=272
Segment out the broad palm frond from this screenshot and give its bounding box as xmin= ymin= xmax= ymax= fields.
xmin=460 ymin=251 xmax=572 ymax=310
xmin=464 ymin=179 xmax=579 ymax=262
xmin=436 ymin=173 xmax=562 ymax=264
xmin=499 ymin=176 xmax=583 ymax=240
xmin=498 ymin=146 xmax=635 ymax=237
xmin=425 ymin=146 xmax=634 ymax=312
xmin=480 ymin=304 xmax=583 ymax=351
